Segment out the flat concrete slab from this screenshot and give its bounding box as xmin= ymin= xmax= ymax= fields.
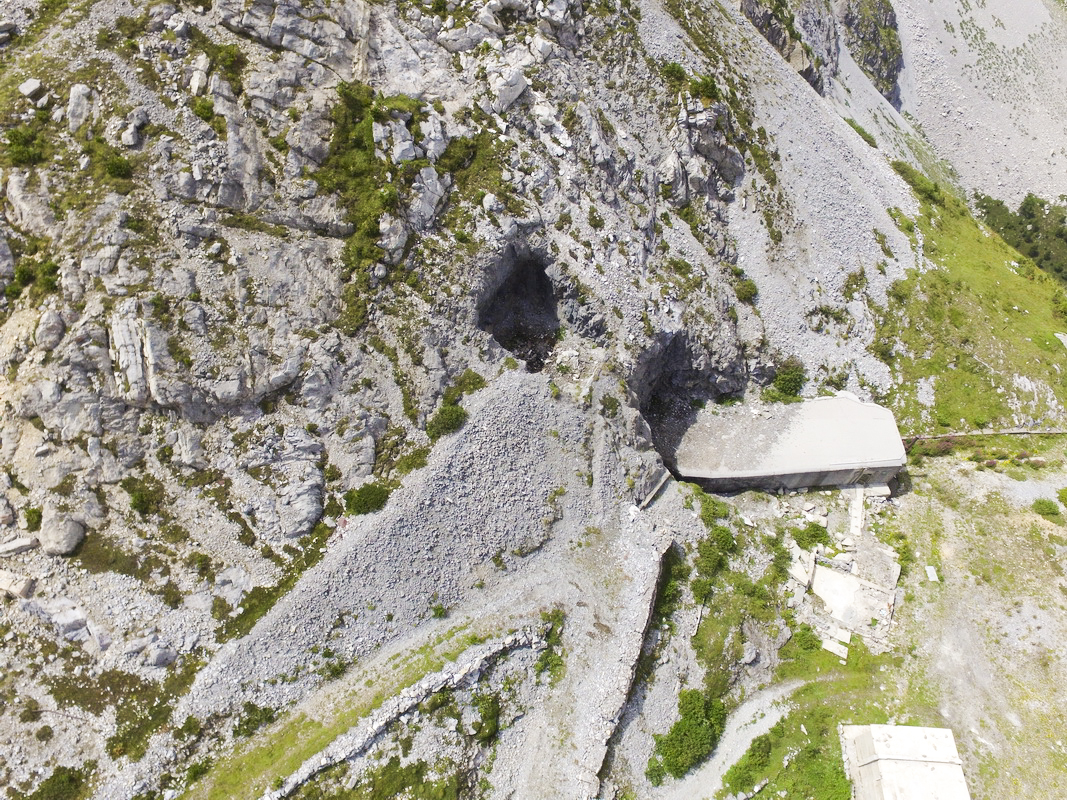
xmin=842 ymin=724 xmax=971 ymax=800
xmin=674 ymin=393 xmax=906 ymax=491
xmin=810 ymin=565 xmax=895 ymax=631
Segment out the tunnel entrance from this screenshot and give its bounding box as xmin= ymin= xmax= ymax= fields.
xmin=478 ymin=252 xmax=560 ymax=373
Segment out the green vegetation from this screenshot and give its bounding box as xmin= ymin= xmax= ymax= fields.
xmin=234 ymin=702 xmax=277 ymax=738
xmin=535 ymin=608 xmax=566 ymax=682
xmin=120 ymin=474 xmax=166 ymax=517
xmin=315 ymin=83 xmax=429 ymax=333
xmin=844 ymin=117 xmax=877 ymax=148
xmin=790 ymin=520 xmax=831 ymax=550
xmin=190 ymin=96 xmax=226 ymax=138
xmin=221 ymin=212 xmax=289 ymax=238
xmin=977 ymin=193 xmax=1067 ymax=283
xmin=646 ymin=689 xmax=727 ymax=784
xmin=721 ymin=637 xmax=911 ymax=799
xmin=426 ymin=404 xmax=467 ymax=441
xmin=1032 ymin=498 xmax=1062 ymax=522
xmin=734 ymin=277 xmax=758 ymax=304
xmin=72 ymin=532 xmax=166 ymax=582
xmin=47 ymin=659 xmax=201 ymax=761
xmin=4 ymin=125 xmax=47 ymax=166
xmin=872 ymin=162 xmax=1067 ymax=432
xmin=660 ymin=61 xmax=722 ymax=103
xmin=344 ymin=482 xmax=392 ymax=515
xmin=25 ymin=506 xmax=42 ymax=532
xmin=188 ymin=27 xmax=248 ymax=94
xmin=292 ymin=756 xmax=462 ymax=800
xmin=844 ymin=0 xmax=903 ymax=101
xmin=191 ymin=627 xmax=488 ymax=800
xmin=762 ymin=356 xmax=806 ymax=403
xmin=427 ymin=369 xmax=487 ymax=441
xmin=21 ymin=763 xmax=96 ymax=800
xmin=5 ymin=258 xmax=59 ymax=302
xmin=471 ymin=692 xmax=501 ymax=743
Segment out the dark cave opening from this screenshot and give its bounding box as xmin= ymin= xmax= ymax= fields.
xmin=478 ymin=253 xmax=561 ymax=373
xmin=634 ymin=333 xmax=745 ymax=471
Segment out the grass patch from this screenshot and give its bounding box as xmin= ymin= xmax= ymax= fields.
xmin=872 ymin=163 xmax=1067 ymax=432
xmin=534 ymin=608 xmax=566 ymax=683
xmin=21 ymin=763 xmax=96 ymax=800
xmin=1032 ymin=498 xmax=1062 ymax=523
xmin=47 ymin=658 xmax=201 ymax=761
xmin=844 ymin=117 xmax=877 ymax=148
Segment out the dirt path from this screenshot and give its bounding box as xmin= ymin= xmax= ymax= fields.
xmin=655 ymin=680 xmax=805 ymax=800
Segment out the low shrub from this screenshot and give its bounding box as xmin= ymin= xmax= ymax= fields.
xmin=426 ymin=403 xmax=468 ymax=441
xmin=344 ymin=482 xmax=391 ymax=515
xmin=1032 ymin=498 xmax=1061 ymax=519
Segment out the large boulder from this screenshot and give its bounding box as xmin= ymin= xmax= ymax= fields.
xmin=40 ymin=513 xmax=85 ymax=555
xmin=67 ymin=84 xmax=92 ymax=133
xmin=35 ymin=309 xmax=65 ymax=351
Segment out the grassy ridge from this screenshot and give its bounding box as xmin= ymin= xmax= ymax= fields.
xmin=186 ymin=627 xmax=486 ymax=800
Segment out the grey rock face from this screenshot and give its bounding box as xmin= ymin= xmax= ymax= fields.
xmin=34 ymin=310 xmax=65 ymax=351
xmin=67 ymin=83 xmax=92 ymax=133
xmin=842 ymin=0 xmax=903 ymax=107
xmin=39 ymin=514 xmax=86 ymax=556
xmin=0 ymin=237 xmax=13 ymax=284
xmin=5 ymin=171 xmax=58 ymax=237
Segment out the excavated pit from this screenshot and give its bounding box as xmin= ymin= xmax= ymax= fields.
xmin=478 ymin=251 xmax=561 ymax=373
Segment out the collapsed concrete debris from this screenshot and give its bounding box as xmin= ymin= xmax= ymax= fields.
xmin=786 ymin=485 xmax=901 ymax=659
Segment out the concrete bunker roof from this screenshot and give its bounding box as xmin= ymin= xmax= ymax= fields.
xmin=673 ymin=392 xmax=907 ymax=487
xmin=843 ymin=724 xmax=972 ymax=800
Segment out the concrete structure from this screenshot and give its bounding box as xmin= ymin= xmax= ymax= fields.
xmin=841 ymin=724 xmax=971 ymax=800
xmin=673 ymin=393 xmax=906 ymax=491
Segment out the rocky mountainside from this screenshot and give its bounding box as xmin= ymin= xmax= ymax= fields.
xmin=1 ymin=0 xmax=1066 ymax=798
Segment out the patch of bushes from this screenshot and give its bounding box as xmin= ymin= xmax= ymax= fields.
xmin=25 ymin=506 xmax=43 ymax=532
xmin=535 ymin=608 xmax=566 ymax=682
xmin=773 ymin=356 xmax=807 ymax=396
xmin=734 ymin=277 xmax=758 ymax=304
xmin=791 ymin=520 xmax=830 ymax=550
xmin=120 ymin=474 xmax=166 ymax=517
xmin=344 ymin=482 xmax=391 ymax=515
xmin=762 ymin=356 xmax=807 ymax=403
xmin=5 ymin=259 xmax=59 ymax=302
xmin=426 ymin=368 xmax=487 ymax=441
xmin=646 ymin=689 xmax=727 ymax=784
xmin=233 ymin=701 xmax=276 ymax=738
xmin=977 ymin=192 xmax=1067 ymax=285
xmin=22 ymin=763 xmax=95 ymax=800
